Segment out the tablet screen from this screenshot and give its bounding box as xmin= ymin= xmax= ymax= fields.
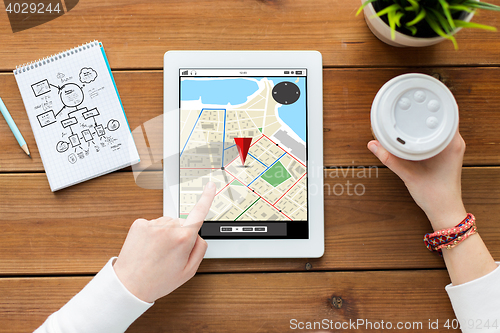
xmin=179 ymin=69 xmax=308 ymax=239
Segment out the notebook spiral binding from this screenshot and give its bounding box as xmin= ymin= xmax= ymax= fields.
xmin=14 ymin=40 xmax=100 ymax=76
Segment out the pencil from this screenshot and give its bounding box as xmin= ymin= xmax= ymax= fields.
xmin=0 ymin=97 xmax=31 ymax=157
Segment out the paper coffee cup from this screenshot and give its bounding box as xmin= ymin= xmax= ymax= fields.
xmin=371 ymin=73 xmax=459 ymax=161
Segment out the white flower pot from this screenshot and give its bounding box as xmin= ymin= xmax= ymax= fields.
xmin=361 ymin=0 xmax=476 ymax=47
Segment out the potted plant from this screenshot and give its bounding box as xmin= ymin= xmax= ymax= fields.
xmin=357 ymin=0 xmax=500 ymax=49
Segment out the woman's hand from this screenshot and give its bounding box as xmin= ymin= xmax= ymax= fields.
xmin=368 ymin=131 xmax=467 ymax=231
xmin=368 ymin=131 xmax=497 ymax=285
xmin=113 ymin=182 xmax=216 ymax=303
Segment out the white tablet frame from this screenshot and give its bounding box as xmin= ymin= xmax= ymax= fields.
xmin=164 ymin=51 xmax=324 ymax=258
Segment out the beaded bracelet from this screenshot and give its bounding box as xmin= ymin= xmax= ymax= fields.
xmin=423 ymin=213 xmax=476 ymax=253
xmin=433 ymin=226 xmax=477 ymax=252
xmin=424 ymin=213 xmax=475 ymax=248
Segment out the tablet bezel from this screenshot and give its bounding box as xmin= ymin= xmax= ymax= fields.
xmin=164 ymin=51 xmax=324 ymax=258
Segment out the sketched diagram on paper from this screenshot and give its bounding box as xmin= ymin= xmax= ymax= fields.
xmin=30 ymin=67 xmax=122 ymax=165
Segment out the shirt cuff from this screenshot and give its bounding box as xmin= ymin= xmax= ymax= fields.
xmin=445 ymin=262 xmax=500 ymax=333
xmin=41 ymin=257 xmax=153 ymax=333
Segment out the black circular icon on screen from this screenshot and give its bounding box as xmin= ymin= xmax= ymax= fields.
xmin=272 ymin=82 xmax=300 ymax=105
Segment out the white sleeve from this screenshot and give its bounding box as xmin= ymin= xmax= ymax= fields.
xmin=446 ymin=262 xmax=500 ymax=333
xmin=34 ymin=257 xmax=154 ymax=333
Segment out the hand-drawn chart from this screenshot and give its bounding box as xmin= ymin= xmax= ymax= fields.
xmin=30 ymin=67 xmax=123 ymax=164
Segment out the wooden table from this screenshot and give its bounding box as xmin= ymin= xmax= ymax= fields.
xmin=1 ymin=1 xmax=500 ymax=331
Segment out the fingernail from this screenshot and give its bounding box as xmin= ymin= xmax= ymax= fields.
xmin=206 ymin=182 xmax=216 ymax=190
xmin=368 ymin=142 xmax=378 ymax=154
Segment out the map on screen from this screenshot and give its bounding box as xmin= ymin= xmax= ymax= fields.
xmin=179 ymin=73 xmax=307 ymax=222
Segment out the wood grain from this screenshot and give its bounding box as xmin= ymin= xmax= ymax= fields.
xmin=1 ymin=0 xmax=497 ymax=329
xmin=1 ymin=0 xmax=500 ymax=70
xmin=2 ymin=67 xmax=500 ymax=172
xmin=0 ymin=167 xmax=498 ymax=275
xmin=0 ymin=270 xmax=459 ymax=333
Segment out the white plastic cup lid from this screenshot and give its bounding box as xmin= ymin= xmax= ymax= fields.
xmin=371 ymin=73 xmax=459 ymax=161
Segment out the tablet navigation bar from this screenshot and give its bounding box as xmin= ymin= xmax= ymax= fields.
xmin=220 ymin=226 xmax=268 ymax=233
xmin=180 ymin=69 xmax=307 ymax=77
xmin=200 ymin=222 xmax=287 ymax=236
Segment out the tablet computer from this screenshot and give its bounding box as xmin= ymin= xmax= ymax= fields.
xmin=164 ymin=51 xmax=324 ymax=258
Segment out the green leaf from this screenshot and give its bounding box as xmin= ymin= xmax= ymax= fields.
xmin=405 ymin=24 xmax=418 ymax=35
xmin=388 ymin=10 xmax=397 ymax=40
xmin=429 ymin=8 xmax=453 ymax=35
xmin=385 ymin=10 xmax=405 ymax=40
xmin=406 ymin=0 xmax=419 ymax=11
xmin=438 ymin=0 xmax=456 ymax=29
xmin=406 ymin=8 xmax=426 ymax=26
xmin=463 ymin=1 xmax=500 ymax=12
xmin=448 ymin=5 xmax=473 ymax=13
xmin=356 ymin=0 xmax=377 ymax=17
xmin=370 ymin=4 xmax=402 ymax=19
xmin=454 ymin=19 xmax=498 ymax=31
xmin=426 ymin=15 xmax=458 ymax=50
xmin=394 ymin=11 xmax=404 ymax=27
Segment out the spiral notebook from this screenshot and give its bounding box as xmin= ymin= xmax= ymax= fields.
xmin=14 ymin=41 xmax=140 ymax=191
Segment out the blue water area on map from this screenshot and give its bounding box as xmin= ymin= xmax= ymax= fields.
xmin=181 ymin=78 xmax=259 ymax=105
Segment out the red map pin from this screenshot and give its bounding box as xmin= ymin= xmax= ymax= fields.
xmin=234 ymin=138 xmax=252 ymax=165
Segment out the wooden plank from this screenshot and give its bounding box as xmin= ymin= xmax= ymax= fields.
xmin=1 ymin=0 xmax=500 ymax=70
xmin=2 ymin=67 xmax=500 ymax=172
xmin=0 ymin=168 xmax=499 ymax=275
xmin=0 ymin=270 xmax=460 ymax=332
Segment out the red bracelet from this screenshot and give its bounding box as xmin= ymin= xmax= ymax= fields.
xmin=423 ymin=213 xmax=476 ymax=253
xmin=433 ymin=226 xmax=477 ymax=252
